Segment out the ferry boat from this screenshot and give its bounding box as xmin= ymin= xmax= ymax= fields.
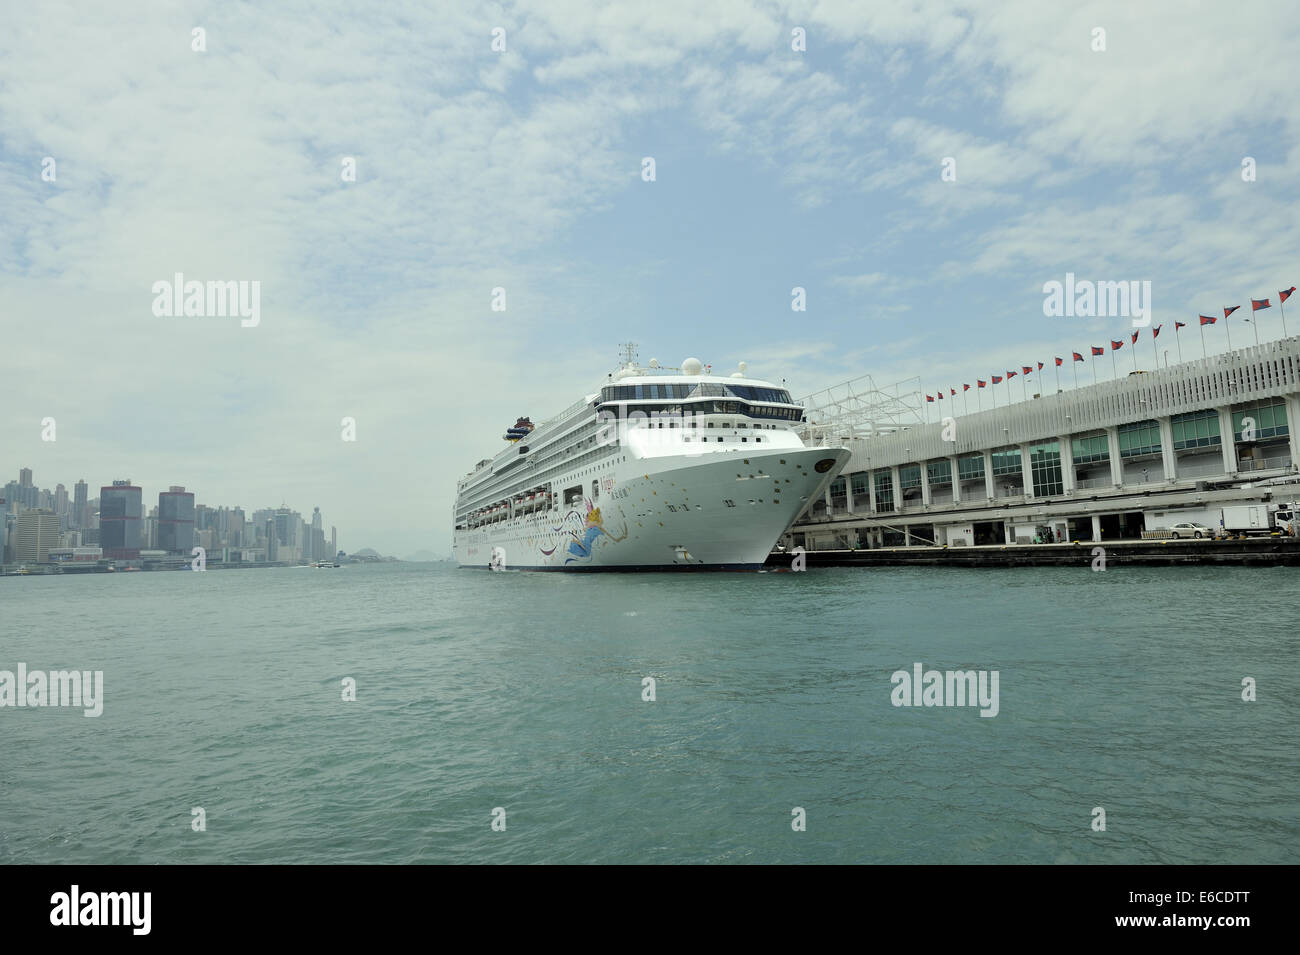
xmin=452 ymin=354 xmax=849 ymax=570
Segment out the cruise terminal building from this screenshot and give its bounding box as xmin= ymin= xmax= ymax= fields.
xmin=785 ymin=337 xmax=1300 ymax=550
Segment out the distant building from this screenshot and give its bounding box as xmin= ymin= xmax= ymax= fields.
xmin=12 ymin=508 xmax=60 ymax=563
xmin=19 ymin=467 xmax=32 ymax=488
xmin=158 ymin=486 xmax=196 ymax=554
xmin=229 ymin=507 xmax=246 ymax=547
xmin=47 ymin=546 xmax=103 ymax=562
xmin=100 ymin=480 xmax=143 ymax=559
xmin=73 ymin=480 xmax=88 ymax=528
xmin=273 ymin=508 xmax=301 ymax=562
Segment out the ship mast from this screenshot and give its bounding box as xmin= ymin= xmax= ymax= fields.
xmin=618 ymin=341 xmax=639 ymax=367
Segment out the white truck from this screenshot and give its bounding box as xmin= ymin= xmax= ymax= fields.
xmin=1219 ymin=502 xmax=1300 ymax=537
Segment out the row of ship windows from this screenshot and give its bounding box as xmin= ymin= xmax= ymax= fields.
xmin=601 ymin=383 xmax=794 ymax=403
xmin=599 ymin=401 xmax=803 ymax=420
xmin=460 ymin=456 xmax=626 ymax=523
xmin=630 ymin=420 xmax=783 ymax=430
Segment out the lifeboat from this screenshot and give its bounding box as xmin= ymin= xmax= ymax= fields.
xmin=503 ymin=416 xmax=536 ymax=442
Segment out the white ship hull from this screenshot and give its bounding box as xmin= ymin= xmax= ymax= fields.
xmin=455 ymin=445 xmax=848 ymax=570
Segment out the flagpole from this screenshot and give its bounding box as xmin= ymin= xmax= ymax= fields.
xmin=1110 ymin=348 xmax=1117 ymax=380
xmin=976 ymin=387 xmax=981 ymax=412
xmin=1151 ymin=331 xmax=1158 ymax=369
xmin=1131 ymin=342 xmax=1138 ymax=374
xmin=1199 ymin=321 xmax=1206 ymax=360
xmin=1247 ymin=318 xmax=1259 ymax=346
xmin=1021 ymin=375 xmax=1027 ymax=402
xmin=1092 ymin=357 xmax=1098 ymax=386
xmin=1055 ymin=364 xmax=1060 ymax=393
xmin=1072 ymin=362 xmax=1078 ymax=389
xmin=1225 ymin=314 xmax=1233 ymax=351
xmin=1176 ymin=327 xmax=1183 ymax=363
xmin=1281 ymin=299 xmax=1290 ymax=338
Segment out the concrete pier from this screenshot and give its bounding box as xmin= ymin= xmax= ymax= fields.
xmin=768 ymin=536 xmax=1300 ymax=568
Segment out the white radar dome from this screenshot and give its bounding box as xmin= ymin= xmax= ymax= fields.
xmin=649 ymin=358 xmax=660 ymax=368
xmin=682 ymin=357 xmax=703 ymax=376
xmin=738 ymin=361 xmax=748 ymax=374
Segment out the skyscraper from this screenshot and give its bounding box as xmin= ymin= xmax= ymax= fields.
xmin=308 ymin=506 xmax=323 ymax=561
xmin=73 ymin=479 xmax=88 ymax=529
xmin=100 ymin=480 xmax=143 ymax=559
xmin=19 ymin=467 xmax=32 ymax=488
xmin=158 ymin=486 xmax=196 ymax=554
xmin=12 ymin=508 xmax=60 ymax=563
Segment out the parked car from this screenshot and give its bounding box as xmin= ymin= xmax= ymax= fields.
xmin=1169 ymin=522 xmax=1212 ymax=539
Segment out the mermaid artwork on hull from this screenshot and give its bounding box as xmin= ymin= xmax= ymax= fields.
xmin=561 ymin=502 xmax=628 ymax=563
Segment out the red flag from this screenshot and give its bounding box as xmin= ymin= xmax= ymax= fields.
xmin=1224 ymin=305 xmax=1240 ymax=318
xmin=992 ymin=375 xmax=1003 ymax=383
xmin=1153 ymin=324 xmax=1162 ymax=338
xmin=977 ymin=379 xmax=986 ymax=388
xmin=1055 ymin=356 xmax=1064 ymax=366
xmin=937 ymin=391 xmax=943 ymax=399
xmin=1130 ymin=330 xmax=1138 ymax=344
xmin=1175 ymin=321 xmax=1186 ymax=329
xmin=926 ymin=394 xmax=934 ymax=402
xmin=1252 ymin=298 xmax=1270 ymax=311
xmin=1111 ymin=339 xmax=1123 ymax=350
xmin=1006 ymin=370 xmax=1017 ymax=378
xmin=1281 ymin=287 xmax=1295 ymax=303
xmin=950 ymin=388 xmax=956 ymax=396
xmin=962 ymin=383 xmax=970 ymax=392
xmin=1073 ymin=352 xmax=1084 ymax=362
xmin=1090 ymin=346 xmax=1103 ymax=356
xmin=1037 ymin=361 xmax=1044 ymax=370
xmin=1021 ymin=365 xmax=1032 ymax=375
xmin=1199 ymin=315 xmax=1217 ymax=326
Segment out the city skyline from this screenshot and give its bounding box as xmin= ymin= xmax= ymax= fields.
xmin=2 ymin=465 xmax=348 ymax=565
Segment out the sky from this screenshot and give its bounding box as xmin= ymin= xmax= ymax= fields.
xmin=3 ymin=1 xmax=1299 ymax=557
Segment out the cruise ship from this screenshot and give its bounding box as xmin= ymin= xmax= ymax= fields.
xmin=453 ymin=356 xmax=850 ymax=570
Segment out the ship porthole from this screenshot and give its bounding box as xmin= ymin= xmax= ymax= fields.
xmin=814 ymin=458 xmax=836 ymax=473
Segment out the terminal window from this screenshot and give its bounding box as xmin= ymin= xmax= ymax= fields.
xmin=1233 ymin=399 xmax=1288 ymax=441
xmin=873 ymin=470 xmax=894 ymax=512
xmin=1171 ymin=409 xmax=1221 ymax=450
xmin=1029 ymin=441 xmax=1064 ymax=496
xmin=1072 ymin=433 xmax=1109 ymax=465
xmin=990 ymin=448 xmax=1021 ymax=476
xmin=1118 ymin=420 xmax=1161 ymax=458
